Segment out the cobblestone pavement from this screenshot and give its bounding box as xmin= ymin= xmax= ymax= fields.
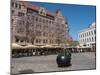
xmin=11 ymin=52 xmax=96 ymax=74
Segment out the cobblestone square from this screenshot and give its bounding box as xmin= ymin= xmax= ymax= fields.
xmin=11 ymin=52 xmax=96 ymax=74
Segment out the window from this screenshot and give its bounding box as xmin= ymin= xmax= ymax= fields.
xmin=46 ymin=40 xmax=47 ymax=43
xmin=46 ymin=20 xmax=48 ymax=23
xmin=91 ymin=31 xmax=93 ymax=35
xmin=89 ymin=38 xmax=91 ymax=42
xmin=39 ymin=18 xmax=41 ymax=22
xmin=36 ymin=39 xmax=38 ymax=43
xmin=49 ymin=21 xmax=51 ymax=24
xmin=16 ymin=38 xmax=19 ymax=42
xmin=15 ymin=3 xmax=18 ymax=8
xmin=52 ymin=21 xmax=54 ymax=24
xmin=12 ymin=10 xmax=14 ymax=14
xmin=36 ymin=24 xmax=41 ymax=29
xmin=38 ymin=39 xmax=41 ymax=43
xmin=95 ymin=36 xmax=96 ymax=41
xmin=83 ymin=34 xmax=84 ymax=37
xmin=80 ymin=34 xmax=82 ymax=38
xmin=12 ymin=19 xmax=14 ymax=24
xmin=12 ymin=2 xmax=14 ymax=7
xmin=43 ymin=39 xmax=48 ymax=43
xmin=35 ymin=17 xmax=38 ymax=22
xmin=89 ymin=31 xmax=90 ymax=35
xmin=36 ymin=39 xmax=41 ymax=43
xmin=18 ymin=12 xmax=24 ymax=16
xmin=94 ymin=30 xmax=96 ymax=34
xmin=21 ymin=40 xmax=23 ymax=43
xmin=19 ymin=4 xmax=21 ymax=9
xmin=92 ymin=37 xmax=94 ymax=42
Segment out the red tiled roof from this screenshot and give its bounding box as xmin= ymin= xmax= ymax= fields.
xmin=22 ymin=2 xmax=55 ymax=17
xmin=31 ymin=6 xmax=39 ymax=11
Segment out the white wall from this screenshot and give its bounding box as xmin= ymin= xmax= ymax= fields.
xmin=78 ymin=25 xmax=96 ymax=47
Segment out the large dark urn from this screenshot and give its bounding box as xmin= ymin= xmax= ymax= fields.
xmin=56 ymin=49 xmax=71 ymax=67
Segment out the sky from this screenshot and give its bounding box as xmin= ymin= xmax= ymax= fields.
xmin=31 ymin=2 xmax=96 ymax=41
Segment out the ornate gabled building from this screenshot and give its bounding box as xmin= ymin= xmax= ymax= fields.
xmin=11 ymin=0 xmax=72 ymax=48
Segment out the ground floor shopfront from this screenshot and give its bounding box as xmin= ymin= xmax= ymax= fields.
xmin=12 ymin=48 xmax=62 ymax=57
xmin=12 ymin=47 xmax=95 ymax=58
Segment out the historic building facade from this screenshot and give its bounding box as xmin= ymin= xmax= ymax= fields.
xmin=11 ymin=0 xmax=72 ymax=48
xmin=78 ymin=22 xmax=96 ymax=49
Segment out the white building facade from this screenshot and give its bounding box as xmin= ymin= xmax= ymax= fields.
xmin=78 ymin=22 xmax=96 ymax=49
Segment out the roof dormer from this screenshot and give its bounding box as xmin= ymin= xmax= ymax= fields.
xmin=39 ymin=7 xmax=46 ymax=16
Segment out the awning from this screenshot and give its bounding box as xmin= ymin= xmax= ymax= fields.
xmin=41 ymin=45 xmax=53 ymax=48
xmin=12 ymin=44 xmax=40 ymax=49
xmin=23 ymin=45 xmax=39 ymax=49
xmin=12 ymin=43 xmax=23 ymax=49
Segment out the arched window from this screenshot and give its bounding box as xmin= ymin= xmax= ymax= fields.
xmin=89 ymin=38 xmax=91 ymax=42
xmin=94 ymin=30 xmax=96 ymax=34
xmin=92 ymin=37 xmax=94 ymax=42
